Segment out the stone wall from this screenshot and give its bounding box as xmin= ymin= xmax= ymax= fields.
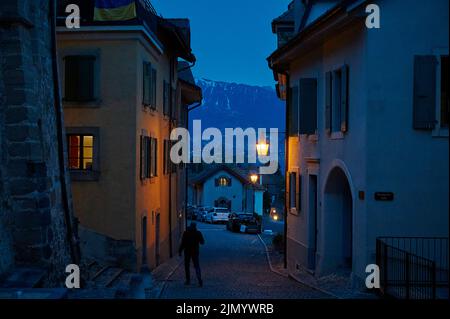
xmin=0 ymin=0 xmax=77 ymax=286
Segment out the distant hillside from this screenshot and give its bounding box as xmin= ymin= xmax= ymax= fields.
xmin=188 ymin=78 xmax=286 ymax=173
xmin=191 ymin=78 xmax=285 ymax=131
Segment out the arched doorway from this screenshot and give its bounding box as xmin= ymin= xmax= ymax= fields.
xmin=321 ymin=166 xmax=353 ymax=275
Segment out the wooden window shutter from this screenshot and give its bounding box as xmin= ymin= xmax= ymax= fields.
xmin=151 ymin=68 xmax=157 ymax=109
xmin=228 ymin=177 xmax=232 ymax=187
xmin=143 ymin=62 xmax=151 ymax=105
xmin=325 ymin=71 xmax=332 ymax=134
xmin=299 ymin=78 xmax=318 ymax=135
xmin=146 ymin=137 xmax=151 ymax=178
xmin=140 ymin=135 xmax=145 ymax=180
xmin=289 ymin=86 xmax=299 ymax=136
xmin=340 ymin=65 xmax=349 ymax=133
xmin=289 ymin=172 xmax=297 ymax=209
xmin=153 ymin=138 xmax=158 ymax=177
xmin=413 ymin=55 xmax=438 ymax=129
xmin=215 ymin=178 xmax=219 ymax=187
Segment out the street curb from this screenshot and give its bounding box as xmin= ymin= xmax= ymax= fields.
xmin=156 ymin=257 xmax=183 ymax=299
xmin=257 ymin=234 xmax=340 ymax=299
xmin=257 ymin=234 xmax=288 ymax=278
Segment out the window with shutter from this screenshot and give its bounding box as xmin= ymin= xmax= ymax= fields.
xmin=143 ymin=62 xmax=151 ymax=105
xmin=151 ymin=138 xmax=158 ymax=177
xmin=332 ymin=70 xmax=342 ymax=133
xmin=325 ymin=71 xmax=332 ymax=134
xmin=145 ymin=137 xmax=151 ymax=178
xmin=288 ymin=86 xmax=299 ymax=136
xmin=140 ymin=135 xmax=145 ymax=180
xmin=340 ymin=65 xmax=349 ymax=133
xmin=299 ymin=78 xmax=318 ymax=135
xmin=65 ymin=55 xmax=95 ymax=102
xmin=413 ymin=55 xmax=438 ymax=130
xmin=163 ymin=81 xmax=170 ymax=116
xmin=151 ymin=68 xmax=157 ymax=110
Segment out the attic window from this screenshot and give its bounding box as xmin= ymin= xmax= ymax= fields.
xmin=216 ymin=176 xmax=231 ymax=187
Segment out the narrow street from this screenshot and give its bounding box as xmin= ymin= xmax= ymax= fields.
xmin=160 ymin=222 xmax=329 ymax=299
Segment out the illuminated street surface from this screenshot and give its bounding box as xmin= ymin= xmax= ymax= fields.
xmin=160 ymin=222 xmax=329 ymax=299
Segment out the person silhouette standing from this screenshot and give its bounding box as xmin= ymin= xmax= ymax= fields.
xmin=179 ymin=222 xmax=205 ymax=287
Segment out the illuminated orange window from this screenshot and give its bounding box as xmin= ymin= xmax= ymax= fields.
xmin=67 ymin=134 xmax=94 ymax=170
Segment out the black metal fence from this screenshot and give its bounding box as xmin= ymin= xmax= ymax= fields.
xmin=376 ymin=237 xmax=449 ymax=299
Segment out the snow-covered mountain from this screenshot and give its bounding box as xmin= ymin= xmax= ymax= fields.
xmin=190 ymin=78 xmax=285 ymax=131
xmin=188 ymin=78 xmax=286 ymax=173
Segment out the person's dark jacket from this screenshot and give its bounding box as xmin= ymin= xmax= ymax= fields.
xmin=179 ymin=226 xmax=205 ymax=256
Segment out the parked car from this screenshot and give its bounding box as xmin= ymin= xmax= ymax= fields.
xmin=227 ymin=213 xmax=253 ymax=232
xmin=197 ymin=207 xmax=211 ymax=222
xmin=206 ymin=207 xmax=230 ymax=224
xmin=227 ymin=213 xmax=261 ymax=234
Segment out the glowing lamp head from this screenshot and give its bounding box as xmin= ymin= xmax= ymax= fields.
xmin=250 ymin=174 xmax=258 ymax=184
xmin=273 ymin=214 xmax=279 ymax=221
xmin=256 ymin=141 xmax=269 ymax=156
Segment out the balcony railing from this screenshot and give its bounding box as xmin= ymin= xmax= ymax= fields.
xmin=376 ymin=237 xmax=449 ymax=299
xmin=56 ymin=0 xmax=159 ymax=34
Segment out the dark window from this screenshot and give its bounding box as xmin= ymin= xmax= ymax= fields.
xmin=440 ymin=55 xmax=449 ymax=128
xmin=67 ymin=134 xmax=94 ymax=170
xmin=288 ymin=86 xmax=299 ymax=136
xmin=299 ymin=78 xmax=318 ymax=135
xmin=65 ymin=55 xmax=95 ymax=102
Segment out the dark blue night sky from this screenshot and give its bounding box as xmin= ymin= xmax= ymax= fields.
xmin=152 ymin=0 xmax=291 ymax=86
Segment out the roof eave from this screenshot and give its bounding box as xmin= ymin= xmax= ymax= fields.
xmin=267 ymin=1 xmax=366 ymax=73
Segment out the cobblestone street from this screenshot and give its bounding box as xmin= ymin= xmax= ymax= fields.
xmin=159 ymin=222 xmax=329 ymax=299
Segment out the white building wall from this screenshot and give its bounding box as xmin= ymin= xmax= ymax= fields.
xmin=201 ymin=171 xmax=245 ymax=212
xmin=364 ymin=0 xmax=449 ymax=253
xmin=286 ymin=0 xmax=449 ymax=288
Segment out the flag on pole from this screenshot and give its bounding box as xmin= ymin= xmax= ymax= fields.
xmin=94 ymin=0 xmax=137 ymax=21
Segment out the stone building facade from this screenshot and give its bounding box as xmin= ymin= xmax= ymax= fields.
xmin=0 ymin=0 xmax=78 ymax=286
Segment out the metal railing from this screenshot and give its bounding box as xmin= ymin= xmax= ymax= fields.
xmin=376 ymin=237 xmax=449 ymax=299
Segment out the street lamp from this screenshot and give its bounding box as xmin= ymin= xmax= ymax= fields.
xmin=250 ymin=173 xmax=258 ymax=184
xmin=256 ymin=141 xmax=269 ymax=156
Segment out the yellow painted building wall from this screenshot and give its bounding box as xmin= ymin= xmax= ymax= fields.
xmin=58 ymin=30 xmax=184 ymax=271
xmin=58 ymin=38 xmax=138 ymax=242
